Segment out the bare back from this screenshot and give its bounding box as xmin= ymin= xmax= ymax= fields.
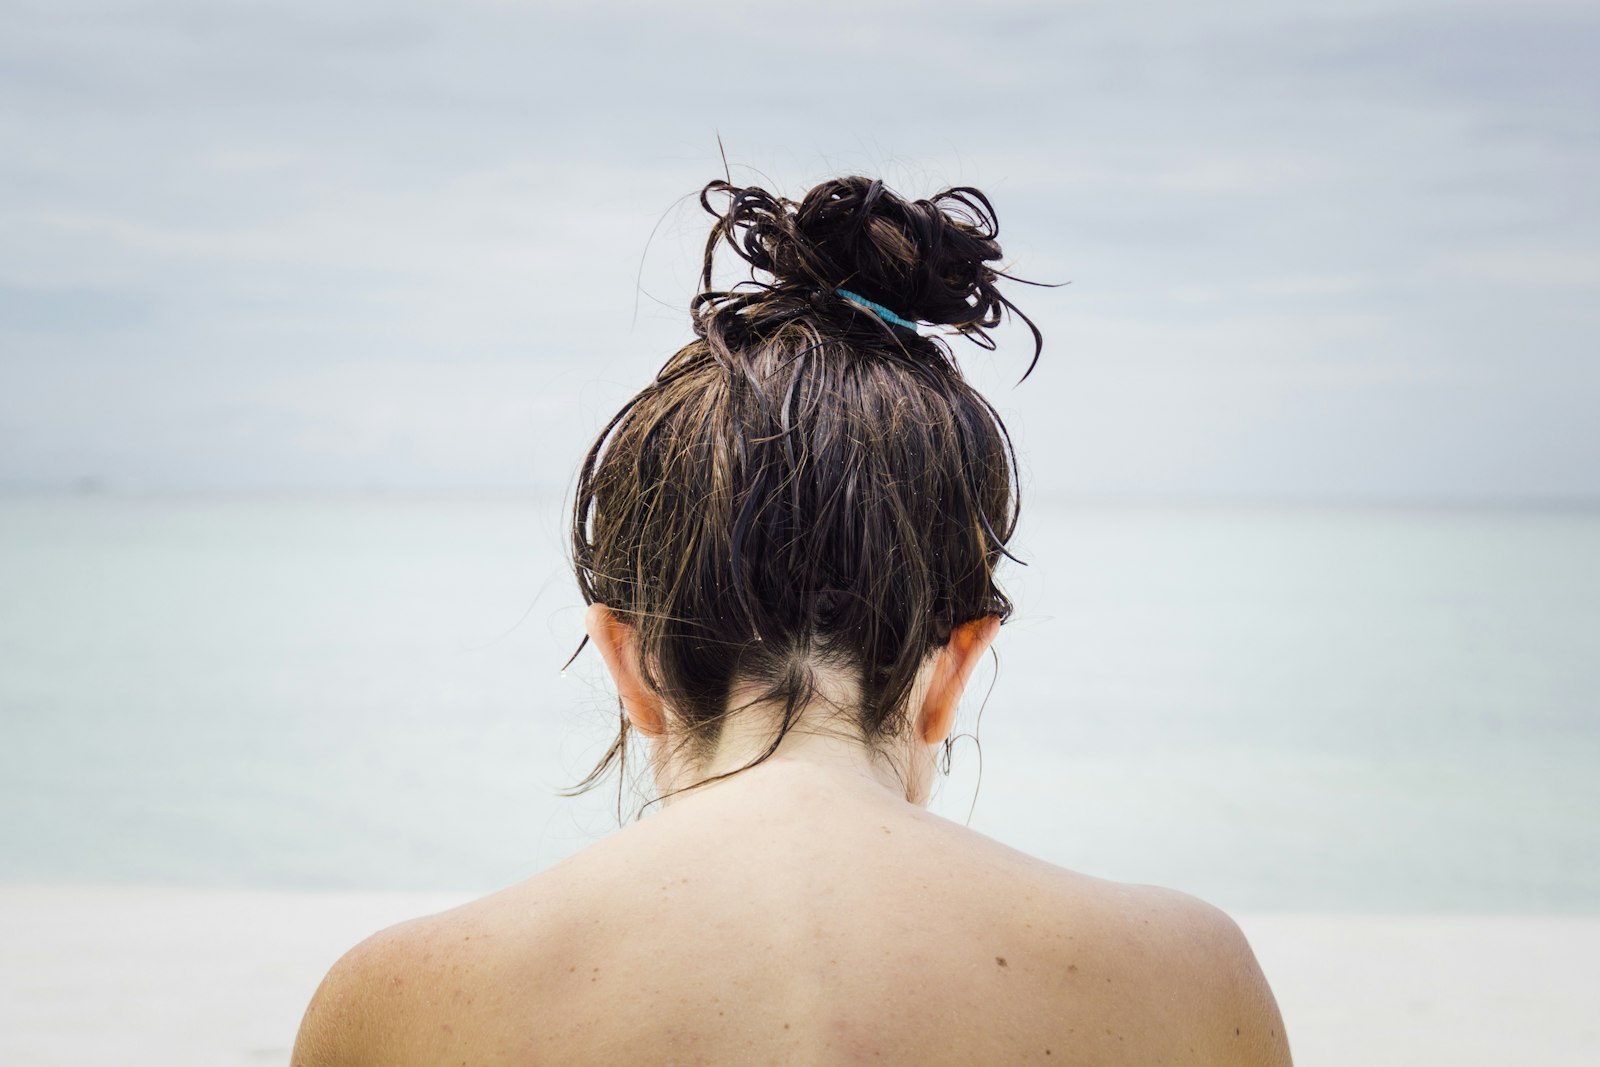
xmin=294 ymin=760 xmax=1289 ymax=1066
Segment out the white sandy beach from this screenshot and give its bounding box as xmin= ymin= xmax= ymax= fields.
xmin=1 ymin=886 xmax=1595 ymax=1066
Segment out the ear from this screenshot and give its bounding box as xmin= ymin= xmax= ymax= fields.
xmin=584 ymin=603 xmax=667 ymax=738
xmin=916 ymin=615 xmax=1001 ymax=745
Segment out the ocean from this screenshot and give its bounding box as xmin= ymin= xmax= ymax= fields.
xmin=1 ymin=495 xmax=1596 ymax=913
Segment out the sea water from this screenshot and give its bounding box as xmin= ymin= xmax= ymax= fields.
xmin=1 ymin=495 xmax=1596 ymax=912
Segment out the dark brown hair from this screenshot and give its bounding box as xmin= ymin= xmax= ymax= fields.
xmin=569 ymin=175 xmax=1045 ymax=801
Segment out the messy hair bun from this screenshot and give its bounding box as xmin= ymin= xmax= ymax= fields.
xmin=571 ymin=173 xmax=1048 ymax=809
xmin=693 ymin=176 xmax=1045 ymax=374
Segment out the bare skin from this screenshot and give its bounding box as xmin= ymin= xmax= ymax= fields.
xmin=294 ymin=613 xmax=1291 ymax=1066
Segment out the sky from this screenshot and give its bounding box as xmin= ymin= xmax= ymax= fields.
xmin=2 ymin=0 xmax=1596 ymax=501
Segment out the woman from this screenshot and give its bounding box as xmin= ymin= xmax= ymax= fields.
xmin=293 ymin=175 xmax=1291 ymax=1065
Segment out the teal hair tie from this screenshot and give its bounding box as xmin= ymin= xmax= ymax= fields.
xmin=835 ymin=288 xmax=921 ymax=333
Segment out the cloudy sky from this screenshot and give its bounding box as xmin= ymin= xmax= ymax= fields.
xmin=3 ymin=0 xmax=1595 ymax=500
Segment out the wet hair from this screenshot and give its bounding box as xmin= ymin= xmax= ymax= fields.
xmin=568 ymin=175 xmax=1045 ymax=801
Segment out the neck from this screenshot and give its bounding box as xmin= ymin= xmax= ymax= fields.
xmin=651 ymin=699 xmax=934 ymax=807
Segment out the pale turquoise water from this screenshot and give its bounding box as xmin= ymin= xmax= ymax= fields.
xmin=1 ymin=496 xmax=1596 ymax=912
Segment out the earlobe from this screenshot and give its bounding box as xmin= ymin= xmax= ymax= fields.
xmin=917 ymin=615 xmax=1001 ymax=745
xmin=583 ymin=603 xmax=667 ymax=737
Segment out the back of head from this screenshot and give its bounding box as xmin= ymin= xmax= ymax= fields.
xmin=570 ymin=174 xmax=1044 ymax=793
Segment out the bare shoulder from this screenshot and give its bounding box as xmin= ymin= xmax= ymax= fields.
xmin=1099 ymin=882 xmax=1293 ymax=1066
xmin=940 ymin=830 xmax=1293 ymax=1064
xmin=290 ymin=879 xmax=575 ymax=1067
xmin=289 ymin=902 xmax=492 ymax=1067
xmin=291 ymin=918 xmax=414 ymax=1067
xmin=288 ymin=908 xmax=460 ymax=1067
